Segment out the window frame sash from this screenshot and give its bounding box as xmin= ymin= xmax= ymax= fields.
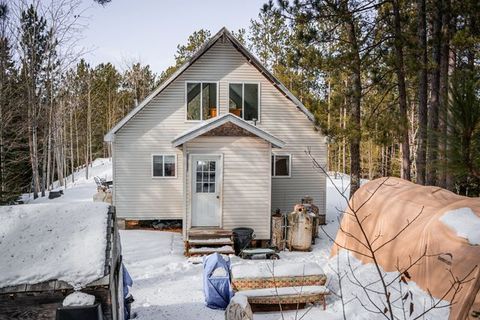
xmin=272 ymin=154 xmax=291 ymax=178
xmin=228 ymin=82 xmax=260 ymax=122
xmin=185 ymin=81 xmax=219 ymax=122
xmin=152 ymin=154 xmax=178 ymax=178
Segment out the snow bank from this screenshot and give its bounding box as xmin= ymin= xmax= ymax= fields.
xmin=63 ymin=291 xmax=96 ymax=307
xmin=327 ymin=250 xmax=450 ymax=320
xmin=0 ymin=202 xmax=109 ymax=289
xmin=440 ymin=207 xmax=480 ymax=245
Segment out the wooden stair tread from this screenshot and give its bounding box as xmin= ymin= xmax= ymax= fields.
xmin=188 ymin=228 xmax=232 ymax=238
xmin=188 ymin=238 xmax=233 ymax=246
xmin=188 ymin=245 xmax=234 ymax=255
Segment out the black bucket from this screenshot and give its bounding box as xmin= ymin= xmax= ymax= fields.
xmin=232 ymin=227 xmax=254 ymax=255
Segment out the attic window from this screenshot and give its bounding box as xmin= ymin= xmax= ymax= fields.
xmin=186 ymin=82 xmax=218 ymax=121
xmin=229 ymin=83 xmax=259 ymax=121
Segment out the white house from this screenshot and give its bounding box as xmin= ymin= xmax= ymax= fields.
xmin=104 ymin=28 xmax=326 ymax=242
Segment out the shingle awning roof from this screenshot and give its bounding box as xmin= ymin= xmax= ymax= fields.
xmin=172 ymin=113 xmax=285 ymax=148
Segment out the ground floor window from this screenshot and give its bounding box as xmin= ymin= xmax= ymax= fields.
xmin=152 ymin=155 xmax=176 ymax=177
xmin=272 ymin=154 xmax=291 ymax=177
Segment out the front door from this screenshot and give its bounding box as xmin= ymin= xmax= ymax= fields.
xmin=191 ymin=155 xmax=221 ymax=227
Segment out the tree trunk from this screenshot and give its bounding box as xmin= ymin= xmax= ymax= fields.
xmin=346 ymin=17 xmax=362 ymax=197
xmin=70 ymin=106 xmax=75 ymax=183
xmin=392 ymin=0 xmax=411 ymax=181
xmin=427 ymin=0 xmax=443 ymax=186
xmin=438 ymin=0 xmax=451 ymax=189
xmin=416 ymin=0 xmax=428 ymax=185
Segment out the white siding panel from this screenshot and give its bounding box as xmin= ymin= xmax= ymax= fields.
xmin=113 ymin=39 xmax=326 ymax=228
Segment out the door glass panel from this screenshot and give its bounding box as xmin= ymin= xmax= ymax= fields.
xmin=196 ymin=161 xmax=204 ymax=172
xmin=195 ymin=159 xmax=217 ymax=193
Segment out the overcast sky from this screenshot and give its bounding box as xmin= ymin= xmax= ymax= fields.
xmin=78 ymin=0 xmax=266 ymax=74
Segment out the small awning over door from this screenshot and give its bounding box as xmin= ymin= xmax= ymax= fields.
xmin=171 ymin=113 xmax=285 ymax=148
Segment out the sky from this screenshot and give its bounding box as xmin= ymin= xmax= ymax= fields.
xmin=78 ymin=0 xmax=266 ymax=74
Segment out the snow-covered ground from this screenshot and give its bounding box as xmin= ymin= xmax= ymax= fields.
xmin=22 ymin=158 xmax=112 ymax=204
xmin=14 ymin=160 xmax=449 ymax=319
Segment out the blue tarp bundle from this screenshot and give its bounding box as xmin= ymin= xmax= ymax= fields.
xmin=202 ymin=253 xmax=233 ymax=310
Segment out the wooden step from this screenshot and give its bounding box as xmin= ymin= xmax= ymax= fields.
xmin=188 ymin=237 xmax=233 ymax=246
xmin=188 ymin=228 xmax=232 ymax=239
xmin=188 ymin=245 xmax=235 ymax=256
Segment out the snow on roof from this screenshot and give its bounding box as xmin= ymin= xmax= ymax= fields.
xmin=440 ymin=207 xmax=480 ymax=245
xmin=0 ymin=202 xmax=110 ymax=290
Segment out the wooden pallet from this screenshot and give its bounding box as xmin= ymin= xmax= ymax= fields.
xmin=185 ymin=228 xmax=234 ymax=256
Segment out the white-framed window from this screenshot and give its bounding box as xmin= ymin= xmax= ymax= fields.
xmin=152 ymin=155 xmax=177 ymax=178
xmin=272 ymin=154 xmax=291 ymax=177
xmin=186 ymin=82 xmax=218 ymax=121
xmin=228 ymin=83 xmax=260 ymax=121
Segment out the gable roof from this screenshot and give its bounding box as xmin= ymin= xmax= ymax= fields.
xmin=104 ymin=27 xmax=314 ymax=142
xmin=172 ymin=113 xmax=285 ymax=148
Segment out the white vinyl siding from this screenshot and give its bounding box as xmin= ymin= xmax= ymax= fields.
xmin=112 ymin=39 xmax=326 ymax=233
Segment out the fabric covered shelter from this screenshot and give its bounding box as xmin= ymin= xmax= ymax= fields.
xmin=332 ymin=177 xmax=480 ymax=320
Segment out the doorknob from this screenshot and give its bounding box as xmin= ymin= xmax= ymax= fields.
xmin=216 ymin=195 xmax=220 ymax=199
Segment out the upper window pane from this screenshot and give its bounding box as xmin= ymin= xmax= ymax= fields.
xmin=187 ymin=82 xmax=217 ymax=121
xmin=187 ymin=83 xmax=201 ymax=120
xmin=229 ymin=83 xmax=243 ymax=118
xmin=229 ymin=83 xmax=259 ymax=121
xmin=274 ymin=155 xmax=290 ymax=177
xmin=202 ymin=83 xmax=217 ymax=120
xmin=244 ymin=84 xmax=259 ymax=121
xmin=153 ymin=156 xmax=164 ymax=177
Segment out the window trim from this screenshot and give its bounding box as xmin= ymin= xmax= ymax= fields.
xmin=185 ymin=81 xmax=220 ymax=122
xmin=227 ymin=82 xmax=261 ymax=123
xmin=152 ymin=154 xmax=178 ymax=179
xmin=272 ymin=153 xmax=291 ymax=178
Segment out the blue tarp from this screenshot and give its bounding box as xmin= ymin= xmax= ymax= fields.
xmin=202 ymin=253 xmax=233 ymax=310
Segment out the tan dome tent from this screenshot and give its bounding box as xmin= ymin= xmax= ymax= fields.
xmin=332 ymin=177 xmax=480 ymax=320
